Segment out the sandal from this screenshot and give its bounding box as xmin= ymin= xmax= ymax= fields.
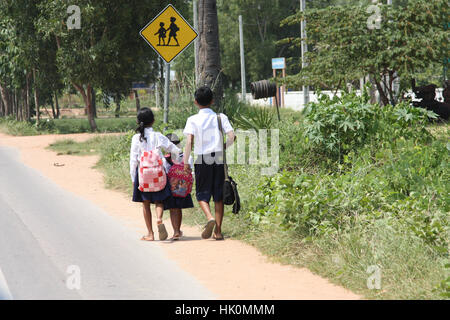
xmin=157 ymin=223 xmax=168 ymax=241
xmin=141 ymin=232 xmax=154 ymax=241
xmin=171 ymin=231 xmax=184 ymax=241
xmin=213 ymin=233 xmax=224 ymax=241
xmin=201 ymin=219 xmax=216 ymax=239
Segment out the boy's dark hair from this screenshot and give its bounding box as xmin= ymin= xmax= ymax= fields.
xmin=136 ymin=107 xmax=155 ymax=142
xmin=166 ymin=133 xmax=180 ymax=145
xmin=194 ymin=86 xmax=214 ymax=107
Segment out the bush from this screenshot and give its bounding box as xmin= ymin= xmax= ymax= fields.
xmin=247 ymin=136 xmax=449 ymax=251
xmin=303 ymin=91 xmax=437 ymax=160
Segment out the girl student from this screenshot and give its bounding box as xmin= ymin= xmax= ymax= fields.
xmin=130 ymin=108 xmax=181 ymax=241
xmin=163 ymin=133 xmax=194 ymax=240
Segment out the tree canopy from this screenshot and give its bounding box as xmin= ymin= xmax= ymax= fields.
xmin=280 ymin=0 xmax=448 ymax=105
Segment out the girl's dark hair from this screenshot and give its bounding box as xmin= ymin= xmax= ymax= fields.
xmin=136 ymin=107 xmax=155 ymax=142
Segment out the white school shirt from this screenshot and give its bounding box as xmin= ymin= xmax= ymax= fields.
xmin=129 ymin=127 xmax=181 ymax=183
xmin=183 ymin=108 xmax=234 ymax=155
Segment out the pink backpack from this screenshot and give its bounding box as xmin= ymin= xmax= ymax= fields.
xmin=138 ymin=150 xmax=166 ymax=192
xmin=167 ymin=158 xmax=193 ymax=198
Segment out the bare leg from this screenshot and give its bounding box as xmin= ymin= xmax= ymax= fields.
xmin=198 ymin=200 xmax=214 ymax=221
xmin=155 ymin=202 xmax=164 ymax=224
xmin=142 ymin=201 xmax=154 ymax=241
xmin=155 ymin=202 xmax=168 ymax=240
xmin=214 ymin=200 xmax=224 ymax=239
xmin=198 ymin=200 xmax=216 ymax=239
xmin=170 ymin=209 xmax=182 ymax=238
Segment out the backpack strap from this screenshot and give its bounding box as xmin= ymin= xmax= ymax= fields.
xmin=217 ymin=114 xmax=229 ymax=180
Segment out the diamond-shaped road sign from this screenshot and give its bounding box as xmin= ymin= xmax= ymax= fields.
xmin=140 ymin=4 xmax=198 ymax=64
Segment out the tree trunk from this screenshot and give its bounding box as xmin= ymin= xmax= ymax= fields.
xmin=33 ymin=68 xmax=40 ymax=125
xmin=373 ymin=78 xmax=389 ymax=106
xmin=13 ymin=89 xmax=18 ymax=121
xmin=134 ymin=90 xmax=140 ymax=112
xmin=0 ymin=83 xmax=11 ymax=116
xmin=198 ymin=0 xmax=223 ymax=110
xmin=54 ymin=91 xmax=60 ymax=119
xmin=115 ymin=102 xmax=120 ymax=118
xmin=26 ymin=72 xmax=31 ymax=121
xmin=21 ymin=89 xmax=27 ymax=121
xmin=0 ymin=92 xmax=4 ymax=117
xmin=73 ymin=82 xmax=97 ymax=132
xmin=50 ymin=96 xmax=56 ymax=119
xmin=91 ymin=86 xmax=97 ymax=118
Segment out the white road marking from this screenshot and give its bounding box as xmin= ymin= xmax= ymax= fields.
xmin=0 ymin=267 xmax=13 ymax=300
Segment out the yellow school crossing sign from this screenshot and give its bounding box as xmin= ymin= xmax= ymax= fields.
xmin=140 ymin=4 xmax=198 ymax=63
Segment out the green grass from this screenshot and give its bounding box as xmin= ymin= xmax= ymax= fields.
xmin=47 ymin=137 xmax=104 ymax=156
xmin=0 ymin=117 xmax=42 ymax=136
xmin=0 ymin=117 xmax=139 ymax=136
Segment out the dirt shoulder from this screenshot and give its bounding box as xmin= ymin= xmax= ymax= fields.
xmin=0 ymin=132 xmax=360 ymax=300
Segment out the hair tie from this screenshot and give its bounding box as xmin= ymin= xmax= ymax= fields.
xmin=139 ymin=122 xmax=144 ymax=128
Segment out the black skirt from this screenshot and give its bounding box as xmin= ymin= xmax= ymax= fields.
xmin=132 ymin=169 xmax=172 ymax=203
xmin=163 ymin=194 xmax=194 ymax=211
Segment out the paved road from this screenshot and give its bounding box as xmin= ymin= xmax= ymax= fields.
xmin=0 ymin=146 xmax=214 ymax=300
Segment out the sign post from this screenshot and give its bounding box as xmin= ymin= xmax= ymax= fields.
xmin=272 ymin=58 xmax=286 ymax=107
xmin=239 ymin=15 xmax=246 ymax=102
xmin=300 ymin=0 xmax=309 ymax=106
xmin=140 ymin=4 xmax=198 ymax=124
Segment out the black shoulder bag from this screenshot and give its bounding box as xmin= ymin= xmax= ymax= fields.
xmin=217 ymin=114 xmax=240 ymax=214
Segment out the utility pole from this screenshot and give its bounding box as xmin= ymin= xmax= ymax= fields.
xmin=193 ymin=0 xmax=199 ymax=85
xmin=386 ymin=0 xmax=393 ymax=104
xmin=239 ymin=15 xmax=246 ymax=102
xmin=164 ymin=62 xmax=170 ymax=125
xmin=300 ymin=0 xmax=309 ymax=106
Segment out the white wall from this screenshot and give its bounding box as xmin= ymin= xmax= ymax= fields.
xmin=239 ymin=88 xmax=445 ymax=112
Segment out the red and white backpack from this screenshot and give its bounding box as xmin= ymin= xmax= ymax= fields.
xmin=138 ymin=142 xmax=166 ymax=192
xmin=167 ymin=156 xmax=193 ymax=198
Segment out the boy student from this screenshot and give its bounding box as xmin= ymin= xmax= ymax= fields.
xmin=183 ymin=87 xmax=236 ymax=240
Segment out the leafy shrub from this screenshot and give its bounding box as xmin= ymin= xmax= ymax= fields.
xmin=247 ymin=136 xmax=449 ymax=250
xmin=233 ymin=106 xmax=275 ymax=131
xmin=222 ymin=93 xmax=276 ymax=131
xmin=277 ymin=120 xmax=311 ymax=171
xmin=303 ymin=91 xmax=436 ymax=160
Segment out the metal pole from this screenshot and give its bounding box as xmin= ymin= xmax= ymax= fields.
xmin=164 ymin=62 xmax=170 ymax=124
xmin=193 ymin=0 xmax=199 ymax=85
xmin=386 ymin=0 xmax=392 ymax=104
xmin=282 ymin=68 xmax=286 ymax=107
xmin=155 ymin=82 xmax=160 ymax=109
xmin=239 ymin=15 xmax=246 ymax=102
xmin=300 ymin=0 xmax=309 ymax=106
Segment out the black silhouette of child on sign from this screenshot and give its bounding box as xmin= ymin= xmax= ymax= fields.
xmin=154 ymin=22 xmax=167 ymax=46
xmin=167 ymin=17 xmax=180 ymax=46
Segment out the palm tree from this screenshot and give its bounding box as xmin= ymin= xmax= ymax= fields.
xmin=197 ymin=0 xmax=223 ymax=109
